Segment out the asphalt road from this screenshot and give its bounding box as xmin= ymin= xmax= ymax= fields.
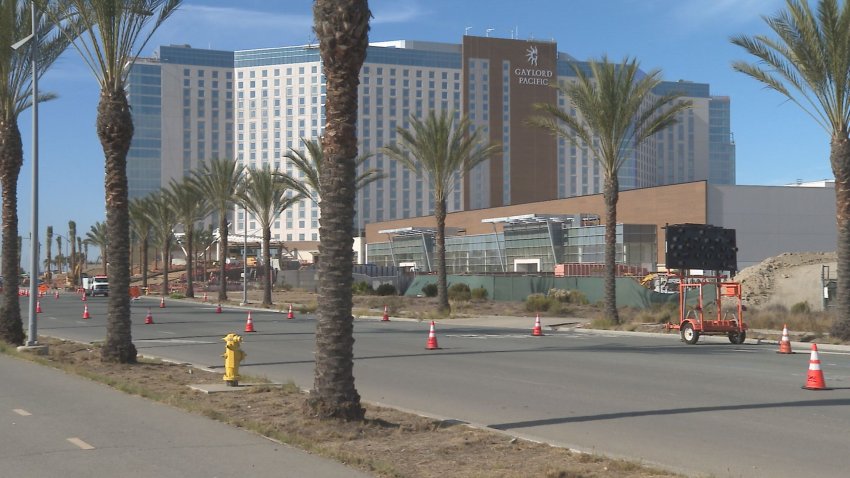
xmin=0 ymin=347 xmax=371 ymax=477
xmin=31 ymin=294 xmax=850 ymax=477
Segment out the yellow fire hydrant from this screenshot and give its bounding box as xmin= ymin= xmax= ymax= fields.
xmin=222 ymin=333 xmax=246 ymax=386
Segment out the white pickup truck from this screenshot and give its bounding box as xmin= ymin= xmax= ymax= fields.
xmin=83 ymin=275 xmax=109 ymax=297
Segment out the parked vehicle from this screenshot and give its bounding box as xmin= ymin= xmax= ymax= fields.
xmin=86 ymin=275 xmax=109 ymax=297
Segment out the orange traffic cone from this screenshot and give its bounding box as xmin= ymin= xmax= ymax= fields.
xmin=532 ymin=313 xmax=544 ymax=336
xmin=144 ymin=308 xmax=154 ymax=325
xmin=802 ymin=344 xmax=829 ymax=390
xmin=36 ymin=301 xmax=42 ymax=314
xmin=215 ymin=303 xmax=222 ymax=314
xmin=777 ymin=324 xmax=793 ymax=354
xmin=287 ymin=303 xmax=294 ymax=320
xmin=159 ymin=297 xmax=166 ymax=308
xmin=382 ymin=305 xmax=390 ymax=322
xmin=54 ymin=290 xmax=59 ymax=299
xmin=81 ymin=292 xmax=87 ymax=302
xmin=425 ymin=321 xmax=440 ymax=350
xmin=202 ymin=292 xmax=208 ymax=302
xmin=82 ymin=304 xmax=90 ymax=319
xmin=244 ymin=310 xmax=256 ymax=332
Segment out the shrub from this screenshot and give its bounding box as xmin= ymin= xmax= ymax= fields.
xmin=421 ymin=283 xmax=438 ymax=297
xmin=375 ymin=283 xmax=397 ymax=296
xmin=547 ymin=288 xmax=589 ymax=304
xmin=352 ymin=281 xmax=372 ymax=295
xmin=791 ymin=301 xmax=811 ymax=315
xmin=470 ymin=286 xmax=488 ymax=301
xmin=525 ymin=293 xmax=551 ymax=312
xmin=448 ymin=283 xmax=471 ymax=301
xmin=279 ymin=282 xmax=292 ymax=292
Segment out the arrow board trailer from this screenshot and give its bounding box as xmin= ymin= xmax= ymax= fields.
xmin=666 ymin=277 xmax=747 ymax=345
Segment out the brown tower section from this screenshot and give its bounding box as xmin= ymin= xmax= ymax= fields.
xmin=462 ymin=36 xmax=558 ymax=209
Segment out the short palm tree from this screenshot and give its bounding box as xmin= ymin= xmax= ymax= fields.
xmin=382 ymin=110 xmax=499 ymax=314
xmin=732 ymin=0 xmax=850 ymax=340
xmin=129 ymin=196 xmax=154 ymax=288
xmin=0 ymin=0 xmax=70 ymax=345
xmin=284 ymin=136 xmax=383 ymax=201
xmin=237 ymin=165 xmax=303 ymax=307
xmin=48 ymin=0 xmax=182 ymax=362
xmin=84 ymin=221 xmax=108 ymax=274
xmin=146 ymin=188 xmax=178 ymax=297
xmin=168 ymin=177 xmax=211 ymax=298
xmin=194 ymin=225 xmax=215 ymax=281
xmin=191 ymin=157 xmax=244 ymax=303
xmin=306 ymin=0 xmax=370 ymax=421
xmin=530 ymin=57 xmax=690 ymax=324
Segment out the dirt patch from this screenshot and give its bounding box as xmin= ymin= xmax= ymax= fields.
xmin=12 ymin=339 xmax=677 ymax=478
xmin=735 ymin=252 xmax=835 ymax=310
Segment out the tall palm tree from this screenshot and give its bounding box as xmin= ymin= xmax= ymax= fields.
xmin=146 ymin=188 xmax=177 ymax=297
xmin=237 ymin=165 xmax=302 ymax=307
xmin=0 ymin=1 xmax=70 ymax=345
xmin=129 ymin=195 xmax=154 ymax=288
xmin=45 ymin=225 xmax=53 ymax=281
xmin=168 ymin=177 xmax=210 ymax=298
xmin=191 ymin=157 xmax=244 ymax=303
xmin=284 ymin=136 xmax=383 ymax=201
xmin=48 ymin=0 xmax=182 ymax=363
xmin=84 ymin=221 xmax=108 ymax=274
xmin=68 ymin=220 xmax=76 ymax=286
xmin=529 ymin=57 xmax=690 ymax=324
xmin=305 ymin=0 xmax=370 ymax=421
xmin=54 ymin=235 xmax=62 ymax=273
xmin=382 ymin=110 xmax=498 ymax=314
xmin=732 ymin=0 xmax=850 ymax=340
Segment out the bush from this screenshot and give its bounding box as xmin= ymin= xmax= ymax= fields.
xmin=547 ymin=288 xmax=589 ymax=304
xmin=375 ymin=283 xmax=397 ymax=296
xmin=525 ymin=293 xmax=551 ymax=312
xmin=448 ymin=283 xmax=471 ymax=301
xmin=791 ymin=301 xmax=811 ymax=315
xmin=352 ymin=281 xmax=372 ymax=295
xmin=421 ymin=283 xmax=438 ymax=297
xmin=279 ymin=282 xmax=292 ymax=292
xmin=470 ymin=287 xmax=488 ymax=301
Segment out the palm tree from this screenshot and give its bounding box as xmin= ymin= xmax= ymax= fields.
xmin=168 ymin=177 xmax=210 ymax=298
xmin=84 ymin=221 xmax=108 ymax=274
xmin=237 ymin=165 xmax=303 ymax=307
xmin=68 ymin=220 xmax=76 ymax=286
xmin=0 ymin=1 xmax=70 ymax=345
xmin=382 ymin=110 xmax=498 ymax=314
xmin=146 ymin=188 xmax=177 ymax=297
xmin=48 ymin=0 xmax=182 ymax=363
xmin=130 ymin=195 xmax=154 ymax=288
xmin=191 ymin=157 xmax=244 ymax=303
xmin=55 ymin=235 xmax=62 ymax=273
xmin=529 ymin=57 xmax=690 ymax=324
xmin=732 ymin=0 xmax=850 ymax=339
xmin=194 ymin=225 xmax=214 ymax=283
xmin=285 ymin=136 xmax=383 ymax=201
xmin=305 ymin=0 xmax=370 ymax=421
xmin=45 ymin=225 xmax=53 ymax=281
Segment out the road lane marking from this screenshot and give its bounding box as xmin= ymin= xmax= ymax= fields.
xmin=13 ymin=409 xmax=31 ymax=416
xmin=67 ymin=437 xmax=94 ymax=450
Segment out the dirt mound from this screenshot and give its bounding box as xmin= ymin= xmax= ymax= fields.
xmin=736 ymin=252 xmax=836 ymax=310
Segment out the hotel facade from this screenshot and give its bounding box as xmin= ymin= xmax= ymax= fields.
xmin=127 ymin=37 xmax=735 ymax=257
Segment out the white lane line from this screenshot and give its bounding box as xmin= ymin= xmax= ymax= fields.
xmin=160 ymin=331 xmax=176 ymax=335
xmin=67 ymin=437 xmax=95 ymax=450
xmin=13 ymin=409 xmax=31 ymax=416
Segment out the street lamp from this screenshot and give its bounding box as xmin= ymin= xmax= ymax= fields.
xmin=12 ymin=2 xmax=40 ymax=348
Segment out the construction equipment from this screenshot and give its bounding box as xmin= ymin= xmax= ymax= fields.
xmin=666 ymin=276 xmax=747 ymax=345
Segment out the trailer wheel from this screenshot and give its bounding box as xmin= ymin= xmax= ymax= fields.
xmin=681 ymin=323 xmax=700 ymax=345
xmin=728 ymin=331 xmax=746 ymax=344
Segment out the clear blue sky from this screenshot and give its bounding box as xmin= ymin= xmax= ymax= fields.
xmin=16 ymin=0 xmax=825 ymax=269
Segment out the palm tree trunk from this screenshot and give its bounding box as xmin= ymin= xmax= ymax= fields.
xmin=603 ymin=174 xmax=620 ymax=324
xmin=162 ymin=239 xmax=170 ymax=297
xmin=435 ymin=198 xmax=450 ymax=313
xmin=98 ymin=89 xmax=136 ymax=363
xmin=186 ymin=229 xmax=195 ymax=298
xmin=831 ymin=138 xmax=850 ymax=340
xmin=218 ymin=217 xmax=228 ymax=302
xmin=306 ymin=0 xmax=369 ymax=421
xmin=262 ymin=227 xmax=272 ymax=307
xmin=141 ymin=237 xmax=149 ymax=288
xmin=0 ymin=120 xmax=24 ymax=345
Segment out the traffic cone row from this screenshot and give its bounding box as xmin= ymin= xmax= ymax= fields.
xmin=244 ymin=310 xmax=256 ymax=332
xmin=777 ymin=324 xmax=792 ymax=354
xmin=531 ymin=313 xmax=543 ymax=336
xmin=82 ymin=304 xmax=90 ymax=319
xmin=144 ymin=308 xmax=154 ymax=325
xmin=425 ymin=321 xmax=440 ymax=350
xmin=382 ymin=304 xmax=390 ymax=322
xmin=287 ymin=304 xmax=294 ymax=320
xmin=803 ymin=344 xmax=829 ymax=390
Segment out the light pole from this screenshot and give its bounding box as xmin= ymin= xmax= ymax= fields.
xmin=12 ymin=2 xmax=39 ymax=348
